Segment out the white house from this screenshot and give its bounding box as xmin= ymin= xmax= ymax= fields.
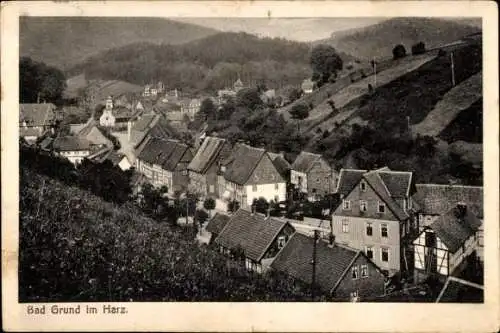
xmin=52 ymin=136 xmax=91 ymax=165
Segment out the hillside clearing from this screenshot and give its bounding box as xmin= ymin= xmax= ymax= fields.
xmin=412 ymin=72 xmax=482 ymax=137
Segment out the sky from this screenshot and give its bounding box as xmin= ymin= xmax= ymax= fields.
xmin=172 ymin=17 xmax=387 ymax=42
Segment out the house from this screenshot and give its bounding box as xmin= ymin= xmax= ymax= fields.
xmin=51 ymin=136 xmax=91 ymax=165
xmin=135 ymin=137 xmax=193 ymax=194
xmin=435 ymin=276 xmax=483 ymax=303
xmin=19 ymin=103 xmax=57 ymax=143
xmin=332 ymin=167 xmax=417 ymax=277
xmin=127 ymin=113 xmax=179 ymax=149
xmin=180 ymin=98 xmax=201 ymax=118
xmin=214 ymin=209 xmax=295 ymax=273
xmin=413 ymin=203 xmax=482 ymax=283
xmin=218 ymin=144 xmax=287 ymax=209
xmin=187 ymin=136 xmax=233 ymax=198
xmin=77 ymin=118 xmax=113 ymax=149
xmin=99 ymin=96 xmax=116 ymax=127
xmin=204 ymin=212 xmax=231 ymax=244
xmin=267 ymin=152 xmax=291 ymax=182
xmin=301 ymin=79 xmax=314 ymax=94
xmin=290 ymin=151 xmax=336 ymax=200
xmin=412 ymin=184 xmax=483 ymax=262
xmin=271 ymin=233 xmax=386 ymax=300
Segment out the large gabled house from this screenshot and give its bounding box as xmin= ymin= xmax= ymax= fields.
xmin=217 ymin=143 xmax=286 ymax=209
xmin=214 ymin=209 xmax=295 ymax=273
xmin=412 ymin=184 xmax=484 ymax=262
xmin=135 ymin=137 xmax=193 ymax=194
xmin=290 ymin=151 xmax=336 ymax=200
xmin=187 ymin=136 xmax=232 ymax=198
xmin=51 ymin=136 xmax=91 ymax=165
xmin=19 ymin=103 xmax=57 ymax=143
xmin=413 ymin=203 xmax=482 ymax=283
xmin=331 ymin=167 xmax=417 ymax=277
xmin=271 ymin=233 xmax=386 ymax=301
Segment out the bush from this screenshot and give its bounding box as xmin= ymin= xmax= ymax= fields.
xmin=411 ymin=42 xmax=426 ymax=55
xmin=392 ymin=44 xmax=407 ymax=60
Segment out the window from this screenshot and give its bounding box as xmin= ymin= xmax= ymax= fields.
xmin=182 ymin=169 xmax=188 ymax=176
xmin=361 ymin=265 xmax=368 ymax=277
xmin=378 ymin=202 xmax=386 ymax=213
xmin=351 ymin=266 xmax=359 ymax=279
xmin=342 ymin=200 xmax=351 ymax=210
xmin=316 ymin=178 xmax=320 ymax=183
xmin=381 ymin=224 xmax=388 ymax=238
xmin=360 ymin=181 xmax=366 ymax=192
xmin=252 ymin=185 xmax=257 ymax=192
xmin=360 ymin=200 xmax=367 ymax=212
xmin=365 ymin=246 xmax=373 ymax=259
xmin=209 ymin=185 xmax=215 ymax=193
xmin=342 ymin=220 xmax=349 ymax=233
xmin=277 ymin=236 xmax=286 ymax=249
xmin=221 ymin=166 xmax=226 ymax=173
xmin=274 ymin=183 xmax=279 ymax=190
xmin=366 ymin=222 xmax=373 ymax=236
xmin=381 ymin=248 xmax=389 ymax=262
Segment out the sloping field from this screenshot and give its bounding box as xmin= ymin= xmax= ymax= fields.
xmin=412 ymin=72 xmax=482 ymax=137
xmin=308 ymin=54 xmax=436 ymax=133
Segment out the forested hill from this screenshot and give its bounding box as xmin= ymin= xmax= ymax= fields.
xmin=20 ymin=17 xmax=219 ymax=70
xmin=67 ymin=32 xmax=342 ymax=93
xmin=317 ymin=17 xmax=481 ymax=60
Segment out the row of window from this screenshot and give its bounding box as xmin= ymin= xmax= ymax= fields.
xmin=341 ymin=220 xmax=389 ymax=238
xmin=342 ymin=199 xmax=386 ymax=213
xmin=351 ymin=264 xmax=369 ymax=279
xmin=252 ymin=183 xmax=281 ymax=192
xmin=365 ymin=246 xmax=390 ymax=262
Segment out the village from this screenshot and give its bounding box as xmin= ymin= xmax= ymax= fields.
xmin=19 ymin=69 xmax=484 ymax=302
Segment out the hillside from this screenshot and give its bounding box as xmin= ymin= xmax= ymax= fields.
xmin=317 ymin=17 xmax=481 ymax=60
xmin=19 ymin=164 xmax=309 ymax=302
xmin=66 ymin=32 xmax=326 ymax=93
xmin=20 ymin=17 xmax=218 ymax=70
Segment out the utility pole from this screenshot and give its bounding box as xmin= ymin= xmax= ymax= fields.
xmin=373 ymin=58 xmax=377 ymax=87
xmin=450 ymin=52 xmax=456 ymax=87
xmin=186 ymin=192 xmax=189 ymax=225
xmin=311 ymin=229 xmax=319 ymax=301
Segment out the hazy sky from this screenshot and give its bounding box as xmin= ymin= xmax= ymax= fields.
xmin=172 ymin=17 xmax=387 ymax=42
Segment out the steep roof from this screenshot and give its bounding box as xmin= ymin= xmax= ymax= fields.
xmin=205 ymin=213 xmax=231 ymax=235
xmin=214 ymin=209 xmax=291 ymax=262
xmin=429 ymin=205 xmax=482 ymax=253
xmin=335 ymin=167 xmax=412 ymax=221
xmin=268 ymin=152 xmax=291 ymax=178
xmin=52 ymin=136 xmax=91 ymax=152
xmin=137 ymin=138 xmax=189 ymax=171
xmin=335 ymin=169 xmax=366 ymax=194
xmin=271 ymin=233 xmax=360 ymax=294
xmin=291 ymin=151 xmax=322 ymax=173
xmin=78 ymin=121 xmax=112 ymax=148
xmin=436 ymin=276 xmax=483 ymax=303
xmin=414 ymin=184 xmax=483 ymax=218
xmin=131 ymin=114 xmax=179 ymax=149
xmin=20 ymin=103 xmax=56 ymax=126
xmin=223 ymin=144 xmax=267 ymax=185
xmin=188 ymin=136 xmax=227 ymax=174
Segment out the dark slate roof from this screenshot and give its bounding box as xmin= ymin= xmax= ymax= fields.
xmin=414 ymin=184 xmax=483 ymax=218
xmin=378 ymin=171 xmax=412 ymax=198
xmin=429 ymin=205 xmax=482 ymax=253
xmin=188 ymin=136 xmax=227 ymax=174
xmin=223 ymin=144 xmax=267 ymax=185
xmin=205 ymin=213 xmax=230 ymax=235
xmin=335 ymin=169 xmax=366 ymax=194
xmin=436 ymin=277 xmax=483 ymax=303
xmin=268 ymin=152 xmax=291 ymax=177
xmin=20 ymin=103 xmax=56 ymax=126
xmin=364 ymin=171 xmax=408 ymax=221
xmin=132 ymin=114 xmax=179 ymax=149
xmin=214 ymin=209 xmax=291 ymax=262
xmin=271 ymin=233 xmax=359 ymax=293
xmin=132 ymin=114 xmax=157 ymax=132
xmin=52 ymin=136 xmax=91 ymax=151
xmin=137 ymin=138 xmax=189 ymax=171
xmin=291 ymin=151 xmax=322 ymax=173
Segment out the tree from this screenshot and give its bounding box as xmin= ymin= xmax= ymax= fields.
xmin=253 ymin=197 xmax=270 ymax=215
xmin=236 ymin=87 xmax=263 ymax=110
xmin=195 ymin=209 xmax=209 ymax=228
xmin=20 ymin=57 xmax=66 ymax=105
xmin=310 ymin=44 xmax=343 ymax=85
xmin=203 ymin=197 xmax=216 ymax=217
xmin=392 ymin=44 xmax=407 ymax=60
xmin=289 ymin=102 xmax=310 ymax=134
xmin=228 ymin=200 xmax=240 ymax=213
xmin=199 ymin=98 xmax=217 ymax=121
xmin=411 ymin=42 xmax=426 ymax=55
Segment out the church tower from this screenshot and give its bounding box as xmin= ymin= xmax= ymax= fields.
xmin=99 ymin=96 xmax=116 ymax=127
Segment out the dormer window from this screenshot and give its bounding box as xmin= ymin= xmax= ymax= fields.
xmin=378 ymin=202 xmax=386 ymax=213
xmin=360 ymin=181 xmax=366 ymax=192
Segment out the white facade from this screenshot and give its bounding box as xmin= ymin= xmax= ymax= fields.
xmin=245 ymin=182 xmax=287 ymax=205
xmin=99 ymin=97 xmax=116 ymax=127
xmin=118 ymin=156 xmax=132 ymax=171
xmin=290 ymin=170 xmax=307 ymax=193
xmin=59 ymin=150 xmax=90 ymax=165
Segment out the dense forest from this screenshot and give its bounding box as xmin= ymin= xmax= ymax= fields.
xmin=20 ymin=57 xmax=67 ymax=105
xmin=66 ymin=32 xmax=324 ymax=94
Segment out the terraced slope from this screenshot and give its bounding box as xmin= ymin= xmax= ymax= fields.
xmin=412 ymin=72 xmax=482 ymax=137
